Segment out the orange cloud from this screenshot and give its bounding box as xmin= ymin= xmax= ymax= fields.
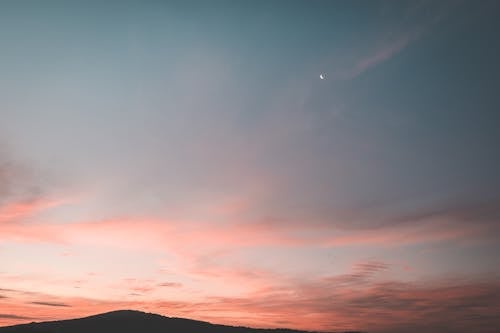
xmin=2 ymin=277 xmax=499 ymax=332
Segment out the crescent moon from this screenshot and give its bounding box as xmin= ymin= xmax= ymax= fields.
xmin=320 ymin=74 xmax=325 ymax=80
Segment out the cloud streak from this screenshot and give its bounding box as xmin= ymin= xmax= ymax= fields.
xmin=30 ymin=301 xmax=71 ymax=307
xmin=343 ymin=0 xmax=458 ymax=79
xmin=1 ymin=263 xmax=499 ymax=332
xmin=349 ymin=31 xmax=422 ymax=78
xmin=1 ymin=3 xmax=499 ymax=332
xmin=158 ymin=282 xmax=182 ymax=288
xmin=0 ymin=314 xmax=33 ymax=320
xmin=2 ymin=196 xmax=499 ymax=255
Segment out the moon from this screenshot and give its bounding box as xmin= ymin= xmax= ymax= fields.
xmin=320 ymin=73 xmax=326 ymax=80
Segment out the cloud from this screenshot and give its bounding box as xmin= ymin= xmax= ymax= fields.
xmin=0 ymin=147 xmax=21 ymax=203
xmin=342 ymin=0 xmax=460 ymax=79
xmin=353 ymin=260 xmax=389 ymax=274
xmin=349 ymin=31 xmax=421 ymax=78
xmin=323 ymin=260 xmax=390 ymax=286
xmin=0 ymin=218 xmax=65 ymax=243
xmin=129 ymin=286 xmax=154 ymax=294
xmin=2 ymin=196 xmax=499 ymax=252
xmin=30 ymin=301 xmax=71 ymax=307
xmin=0 ymin=197 xmax=68 ymax=224
xmin=200 ymin=277 xmax=500 ymax=333
xmin=158 ymin=282 xmax=182 ymax=288
xmin=0 ymin=143 xmax=71 ymax=238
xmin=337 ymin=279 xmax=500 ymax=333
xmin=317 ymin=196 xmax=500 ymax=248
xmin=323 ymin=220 xmax=471 ymax=247
xmin=0 ymin=313 xmax=33 ymax=320
xmin=0 ymin=144 xmax=49 ymax=207
xmin=1 ymin=274 xmax=500 ymax=332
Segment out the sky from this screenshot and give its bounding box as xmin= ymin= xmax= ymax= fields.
xmin=1 ymin=1 xmax=500 ymax=332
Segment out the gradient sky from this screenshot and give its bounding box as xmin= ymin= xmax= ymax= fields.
xmin=1 ymin=1 xmax=500 ymax=332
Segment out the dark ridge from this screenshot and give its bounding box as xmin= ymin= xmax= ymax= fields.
xmin=0 ymin=309 xmax=364 ymax=333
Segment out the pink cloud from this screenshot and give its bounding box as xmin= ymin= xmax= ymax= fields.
xmin=0 ymin=197 xmax=67 ymax=224
xmin=2 ymin=268 xmax=500 ymax=333
xmin=0 ymin=196 xmax=73 ymax=242
xmin=0 ymin=222 xmax=63 ymax=243
xmin=42 ymin=217 xmax=305 ymax=254
xmin=1 ymin=208 xmax=495 ymax=252
xmin=349 ymin=32 xmax=419 ymax=78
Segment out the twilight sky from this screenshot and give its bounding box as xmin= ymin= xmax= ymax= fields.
xmin=1 ymin=1 xmax=500 ymax=332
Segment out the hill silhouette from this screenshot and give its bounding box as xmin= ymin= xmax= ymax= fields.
xmin=0 ymin=310 xmax=363 ymax=333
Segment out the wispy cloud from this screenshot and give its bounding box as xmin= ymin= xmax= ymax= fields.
xmin=158 ymin=282 xmax=182 ymax=288
xmin=0 ymin=197 xmax=68 ymax=224
xmin=349 ymin=30 xmax=422 ymax=78
xmin=1 ymin=273 xmax=499 ymax=332
xmin=0 ymin=2 xmax=498 ymax=332
xmin=0 ymin=145 xmax=51 ymax=207
xmin=30 ymin=301 xmax=71 ymax=307
xmin=2 ymin=196 xmax=499 ymax=253
xmin=0 ymin=313 xmax=33 ymax=320
xmin=343 ymin=0 xmax=459 ymax=79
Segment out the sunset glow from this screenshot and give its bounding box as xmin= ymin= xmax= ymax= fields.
xmin=1 ymin=1 xmax=500 ymax=332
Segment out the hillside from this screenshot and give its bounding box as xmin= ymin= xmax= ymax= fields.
xmin=0 ymin=310 xmax=357 ymax=333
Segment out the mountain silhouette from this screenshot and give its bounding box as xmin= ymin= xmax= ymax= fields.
xmin=0 ymin=310 xmax=363 ymax=333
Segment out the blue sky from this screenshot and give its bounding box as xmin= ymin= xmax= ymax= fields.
xmin=1 ymin=1 xmax=500 ymax=332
